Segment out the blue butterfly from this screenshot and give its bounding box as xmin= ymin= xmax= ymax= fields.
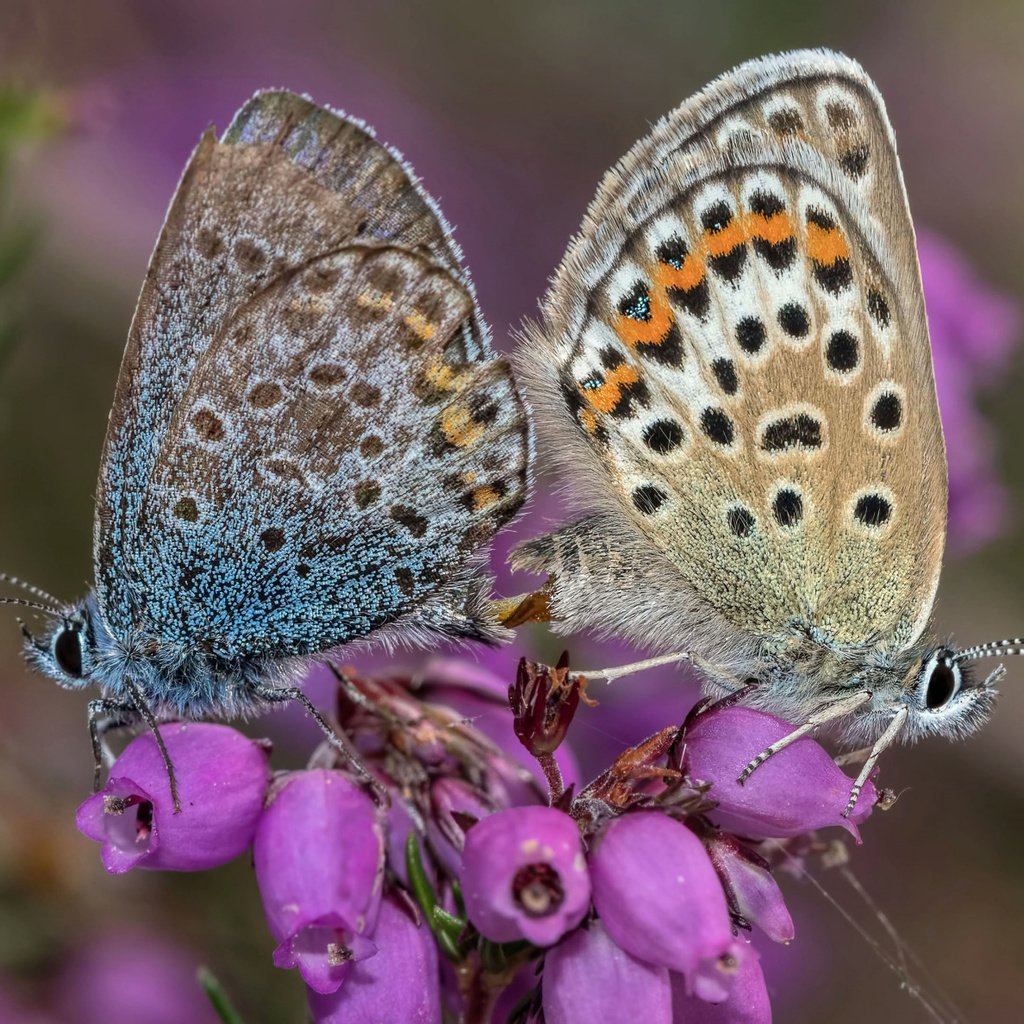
xmin=15 ymin=92 xmax=531 ymax=805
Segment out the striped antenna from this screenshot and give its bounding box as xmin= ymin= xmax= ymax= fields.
xmin=0 ymin=596 xmax=62 ymax=616
xmin=0 ymin=573 xmax=63 ymax=610
xmin=956 ymin=638 xmax=1024 ymax=662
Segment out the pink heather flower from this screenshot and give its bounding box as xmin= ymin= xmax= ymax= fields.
xmin=588 ymin=811 xmax=738 ymax=1000
xmin=307 ymin=895 xmax=440 ymax=1024
xmin=682 ymin=706 xmax=876 ymax=841
xmin=74 ymin=723 xmax=269 ymax=874
xmin=253 ymin=770 xmax=384 ymax=995
xmin=54 ymin=930 xmax=219 ymax=1024
xmin=543 ymin=920 xmax=672 ymax=1024
xmin=705 ymin=834 xmax=794 ymax=944
xmin=919 ymin=230 xmax=1020 ymax=551
xmin=461 ymin=805 xmax=590 ymax=946
xmin=670 ymin=943 xmax=771 ymax=1023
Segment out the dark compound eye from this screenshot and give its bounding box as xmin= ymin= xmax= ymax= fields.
xmin=54 ymin=627 xmax=83 ymax=678
xmin=924 ymin=658 xmax=959 ymax=710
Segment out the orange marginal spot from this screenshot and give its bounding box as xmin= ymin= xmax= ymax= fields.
xmin=440 ymin=405 xmax=485 ymax=448
xmin=585 ymin=363 xmax=640 ymax=415
xmin=425 ymin=363 xmax=456 ymax=390
xmin=580 ymin=407 xmax=599 ymax=434
xmin=471 ymin=485 xmax=502 ymax=511
xmin=357 ymin=288 xmax=393 ymax=311
xmin=656 ymin=255 xmax=705 ymax=293
xmin=404 ymin=310 xmax=436 ymax=341
xmin=615 ymin=289 xmax=674 ymax=347
xmin=747 ymin=210 xmax=796 ymax=245
xmin=704 ymin=221 xmax=746 ymax=258
xmin=806 ymin=222 xmax=850 ymax=265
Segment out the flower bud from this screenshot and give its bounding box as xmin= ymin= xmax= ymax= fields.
xmin=542 ymin=920 xmax=671 ymax=1024
xmin=509 ymin=654 xmax=581 ymax=757
xmin=589 ymin=812 xmax=735 ymax=996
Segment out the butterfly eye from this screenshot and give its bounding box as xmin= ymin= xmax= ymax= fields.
xmin=54 ymin=627 xmax=84 ymax=678
xmin=922 ymin=655 xmax=961 ymax=711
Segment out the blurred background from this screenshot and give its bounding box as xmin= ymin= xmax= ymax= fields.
xmin=0 ymin=1 xmax=1022 ymax=1021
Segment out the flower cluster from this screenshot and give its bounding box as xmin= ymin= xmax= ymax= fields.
xmin=77 ymin=657 xmax=877 ymax=1023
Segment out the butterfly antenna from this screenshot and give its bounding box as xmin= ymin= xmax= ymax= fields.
xmin=0 ymin=573 xmax=63 ymax=609
xmin=0 ymin=596 xmax=63 ymax=617
xmin=955 ymin=637 xmax=1024 ymax=662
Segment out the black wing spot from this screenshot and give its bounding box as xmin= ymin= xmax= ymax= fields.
xmin=727 ymin=506 xmax=755 ymax=538
xmin=854 ymin=493 xmax=892 ymax=527
xmin=618 ymin=281 xmax=652 ymax=322
xmin=711 ymin=358 xmax=739 ymax=395
xmin=643 ymin=419 xmax=685 ymax=454
xmin=777 ymin=303 xmax=810 ymax=338
xmin=867 ymin=289 xmax=891 ymax=328
xmin=871 ymin=392 xmax=903 ymax=432
xmin=736 ymin=316 xmax=766 ymax=354
xmin=768 ymin=108 xmax=803 ymax=134
xmin=701 ymin=408 xmax=735 ymax=446
xmin=761 ymin=413 xmax=822 ymax=452
xmin=826 ymin=330 xmax=859 ymax=372
xmin=632 ymin=485 xmax=668 ymax=515
xmin=773 ymin=488 xmax=803 ymax=528
xmin=701 ymin=200 xmax=732 ymax=233
xmin=749 ymin=190 xmax=785 ymax=217
xmin=656 ymin=236 xmax=689 ymax=269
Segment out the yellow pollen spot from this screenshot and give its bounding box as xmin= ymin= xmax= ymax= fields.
xmin=404 ymin=310 xmax=436 ymax=341
xmin=521 ymin=838 xmax=540 ymax=855
xmin=440 ymin=405 xmax=485 ymax=448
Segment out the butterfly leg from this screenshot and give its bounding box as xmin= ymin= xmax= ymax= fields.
xmin=575 ymin=651 xmax=695 ymax=684
xmin=256 ymin=685 xmax=389 ymax=807
xmin=737 ymin=689 xmax=873 ymax=784
xmin=120 ymin=677 xmax=181 ymax=814
xmin=843 ymin=706 xmax=908 ymax=817
xmin=87 ymin=698 xmax=137 ymax=793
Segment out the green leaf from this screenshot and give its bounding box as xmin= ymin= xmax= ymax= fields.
xmin=405 ymin=831 xmax=437 ymax=916
xmin=197 ymin=966 xmax=247 ymax=1024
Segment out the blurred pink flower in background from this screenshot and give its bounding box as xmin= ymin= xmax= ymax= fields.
xmin=54 ymin=931 xmax=218 ymax=1024
xmin=919 ymin=229 xmax=1021 ymax=550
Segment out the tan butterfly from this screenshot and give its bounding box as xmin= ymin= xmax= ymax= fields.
xmin=502 ymin=49 xmax=1019 ymax=813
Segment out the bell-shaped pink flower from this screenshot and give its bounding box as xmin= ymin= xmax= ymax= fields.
xmin=542 ymin=920 xmax=672 ymax=1024
xmin=671 ymin=942 xmax=771 ymax=1023
xmin=460 ymin=806 xmax=590 ymax=947
xmin=253 ymin=770 xmax=384 ymax=994
xmin=75 ymin=723 xmax=269 ymax=874
xmin=307 ymin=895 xmax=440 ymax=1024
xmin=705 ymin=834 xmax=794 ymax=944
xmin=589 ymin=812 xmax=736 ymax=998
xmin=683 ymin=707 xmax=876 ymax=840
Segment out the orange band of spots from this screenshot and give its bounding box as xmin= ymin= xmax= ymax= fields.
xmin=806 ymin=222 xmax=850 ymax=265
xmin=585 ymin=363 xmax=640 ymax=415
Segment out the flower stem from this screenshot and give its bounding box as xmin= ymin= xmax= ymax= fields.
xmin=538 ymin=752 xmax=564 ymax=804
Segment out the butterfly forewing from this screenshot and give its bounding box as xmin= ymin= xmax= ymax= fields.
xmin=516 ymin=50 xmax=945 ymax=658
xmin=96 ymin=92 xmax=529 ymax=654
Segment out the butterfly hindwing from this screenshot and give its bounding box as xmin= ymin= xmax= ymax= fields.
xmin=96 ymin=92 xmax=529 ymax=656
xmin=515 ymin=50 xmax=945 ymax=659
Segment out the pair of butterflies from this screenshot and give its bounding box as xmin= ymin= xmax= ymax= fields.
xmin=15 ymin=49 xmax=1019 ymax=808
